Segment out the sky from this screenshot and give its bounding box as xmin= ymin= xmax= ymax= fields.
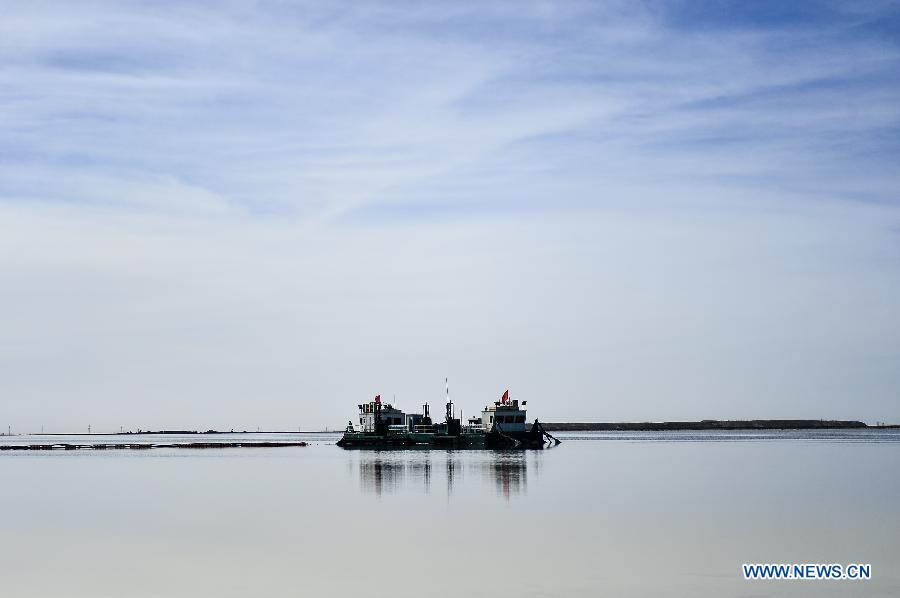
xmin=1 ymin=0 xmax=899 ymax=432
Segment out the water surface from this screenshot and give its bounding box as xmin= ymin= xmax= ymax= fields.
xmin=1 ymin=430 xmax=898 ymax=597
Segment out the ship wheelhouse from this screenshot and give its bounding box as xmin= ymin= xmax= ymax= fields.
xmin=481 ymin=394 xmax=527 ymax=433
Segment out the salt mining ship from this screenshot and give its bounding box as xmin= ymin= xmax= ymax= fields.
xmin=336 ymin=383 xmax=560 ymax=449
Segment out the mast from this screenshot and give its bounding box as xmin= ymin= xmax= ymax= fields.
xmin=444 ymin=377 xmax=461 ymax=436
xmin=445 ymin=377 xmax=453 ymax=422
xmin=374 ymin=394 xmax=382 ymax=434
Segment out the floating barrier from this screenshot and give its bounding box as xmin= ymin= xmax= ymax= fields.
xmin=0 ymin=441 xmax=308 ymax=451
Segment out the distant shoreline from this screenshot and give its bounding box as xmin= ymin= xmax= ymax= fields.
xmin=4 ymin=420 xmax=897 ymax=437
xmin=541 ymin=420 xmax=895 ymax=431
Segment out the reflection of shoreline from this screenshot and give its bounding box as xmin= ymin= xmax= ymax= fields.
xmin=356 ymin=451 xmax=538 ymax=499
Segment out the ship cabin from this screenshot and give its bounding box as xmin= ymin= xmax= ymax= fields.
xmin=481 ymin=398 xmax=528 ymax=433
xmin=357 ymin=401 xmax=431 ymax=433
xmin=358 ymin=401 xmax=404 ymax=432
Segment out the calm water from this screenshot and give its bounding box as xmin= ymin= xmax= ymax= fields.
xmin=1 ymin=430 xmax=898 ymax=597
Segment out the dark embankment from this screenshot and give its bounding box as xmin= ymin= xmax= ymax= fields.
xmin=542 ymin=420 xmax=869 ymax=432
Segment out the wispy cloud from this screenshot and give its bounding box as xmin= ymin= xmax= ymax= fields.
xmin=1 ymin=1 xmax=899 ymax=429
xmin=4 ymin=1 xmax=894 ymax=217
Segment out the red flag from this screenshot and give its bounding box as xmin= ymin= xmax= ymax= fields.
xmin=374 ymin=394 xmax=381 ymax=403
xmin=501 ymin=390 xmax=509 ymax=403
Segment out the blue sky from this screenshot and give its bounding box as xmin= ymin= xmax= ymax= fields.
xmin=1 ymin=1 xmax=899 ymax=430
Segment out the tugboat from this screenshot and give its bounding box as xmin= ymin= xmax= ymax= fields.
xmin=336 ymin=382 xmax=560 ymax=449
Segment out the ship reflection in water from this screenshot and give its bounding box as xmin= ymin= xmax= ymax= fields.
xmin=354 ymin=451 xmax=541 ymax=499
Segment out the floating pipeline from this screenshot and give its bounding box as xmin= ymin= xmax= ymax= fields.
xmin=0 ymin=441 xmax=308 ymax=451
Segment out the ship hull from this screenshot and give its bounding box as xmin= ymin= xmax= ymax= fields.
xmin=336 ymin=424 xmax=547 ymax=450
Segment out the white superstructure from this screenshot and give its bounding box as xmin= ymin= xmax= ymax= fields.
xmin=481 ymin=391 xmax=528 ymax=433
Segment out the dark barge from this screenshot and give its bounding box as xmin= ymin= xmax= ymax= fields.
xmin=336 ymin=387 xmax=559 ymax=450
